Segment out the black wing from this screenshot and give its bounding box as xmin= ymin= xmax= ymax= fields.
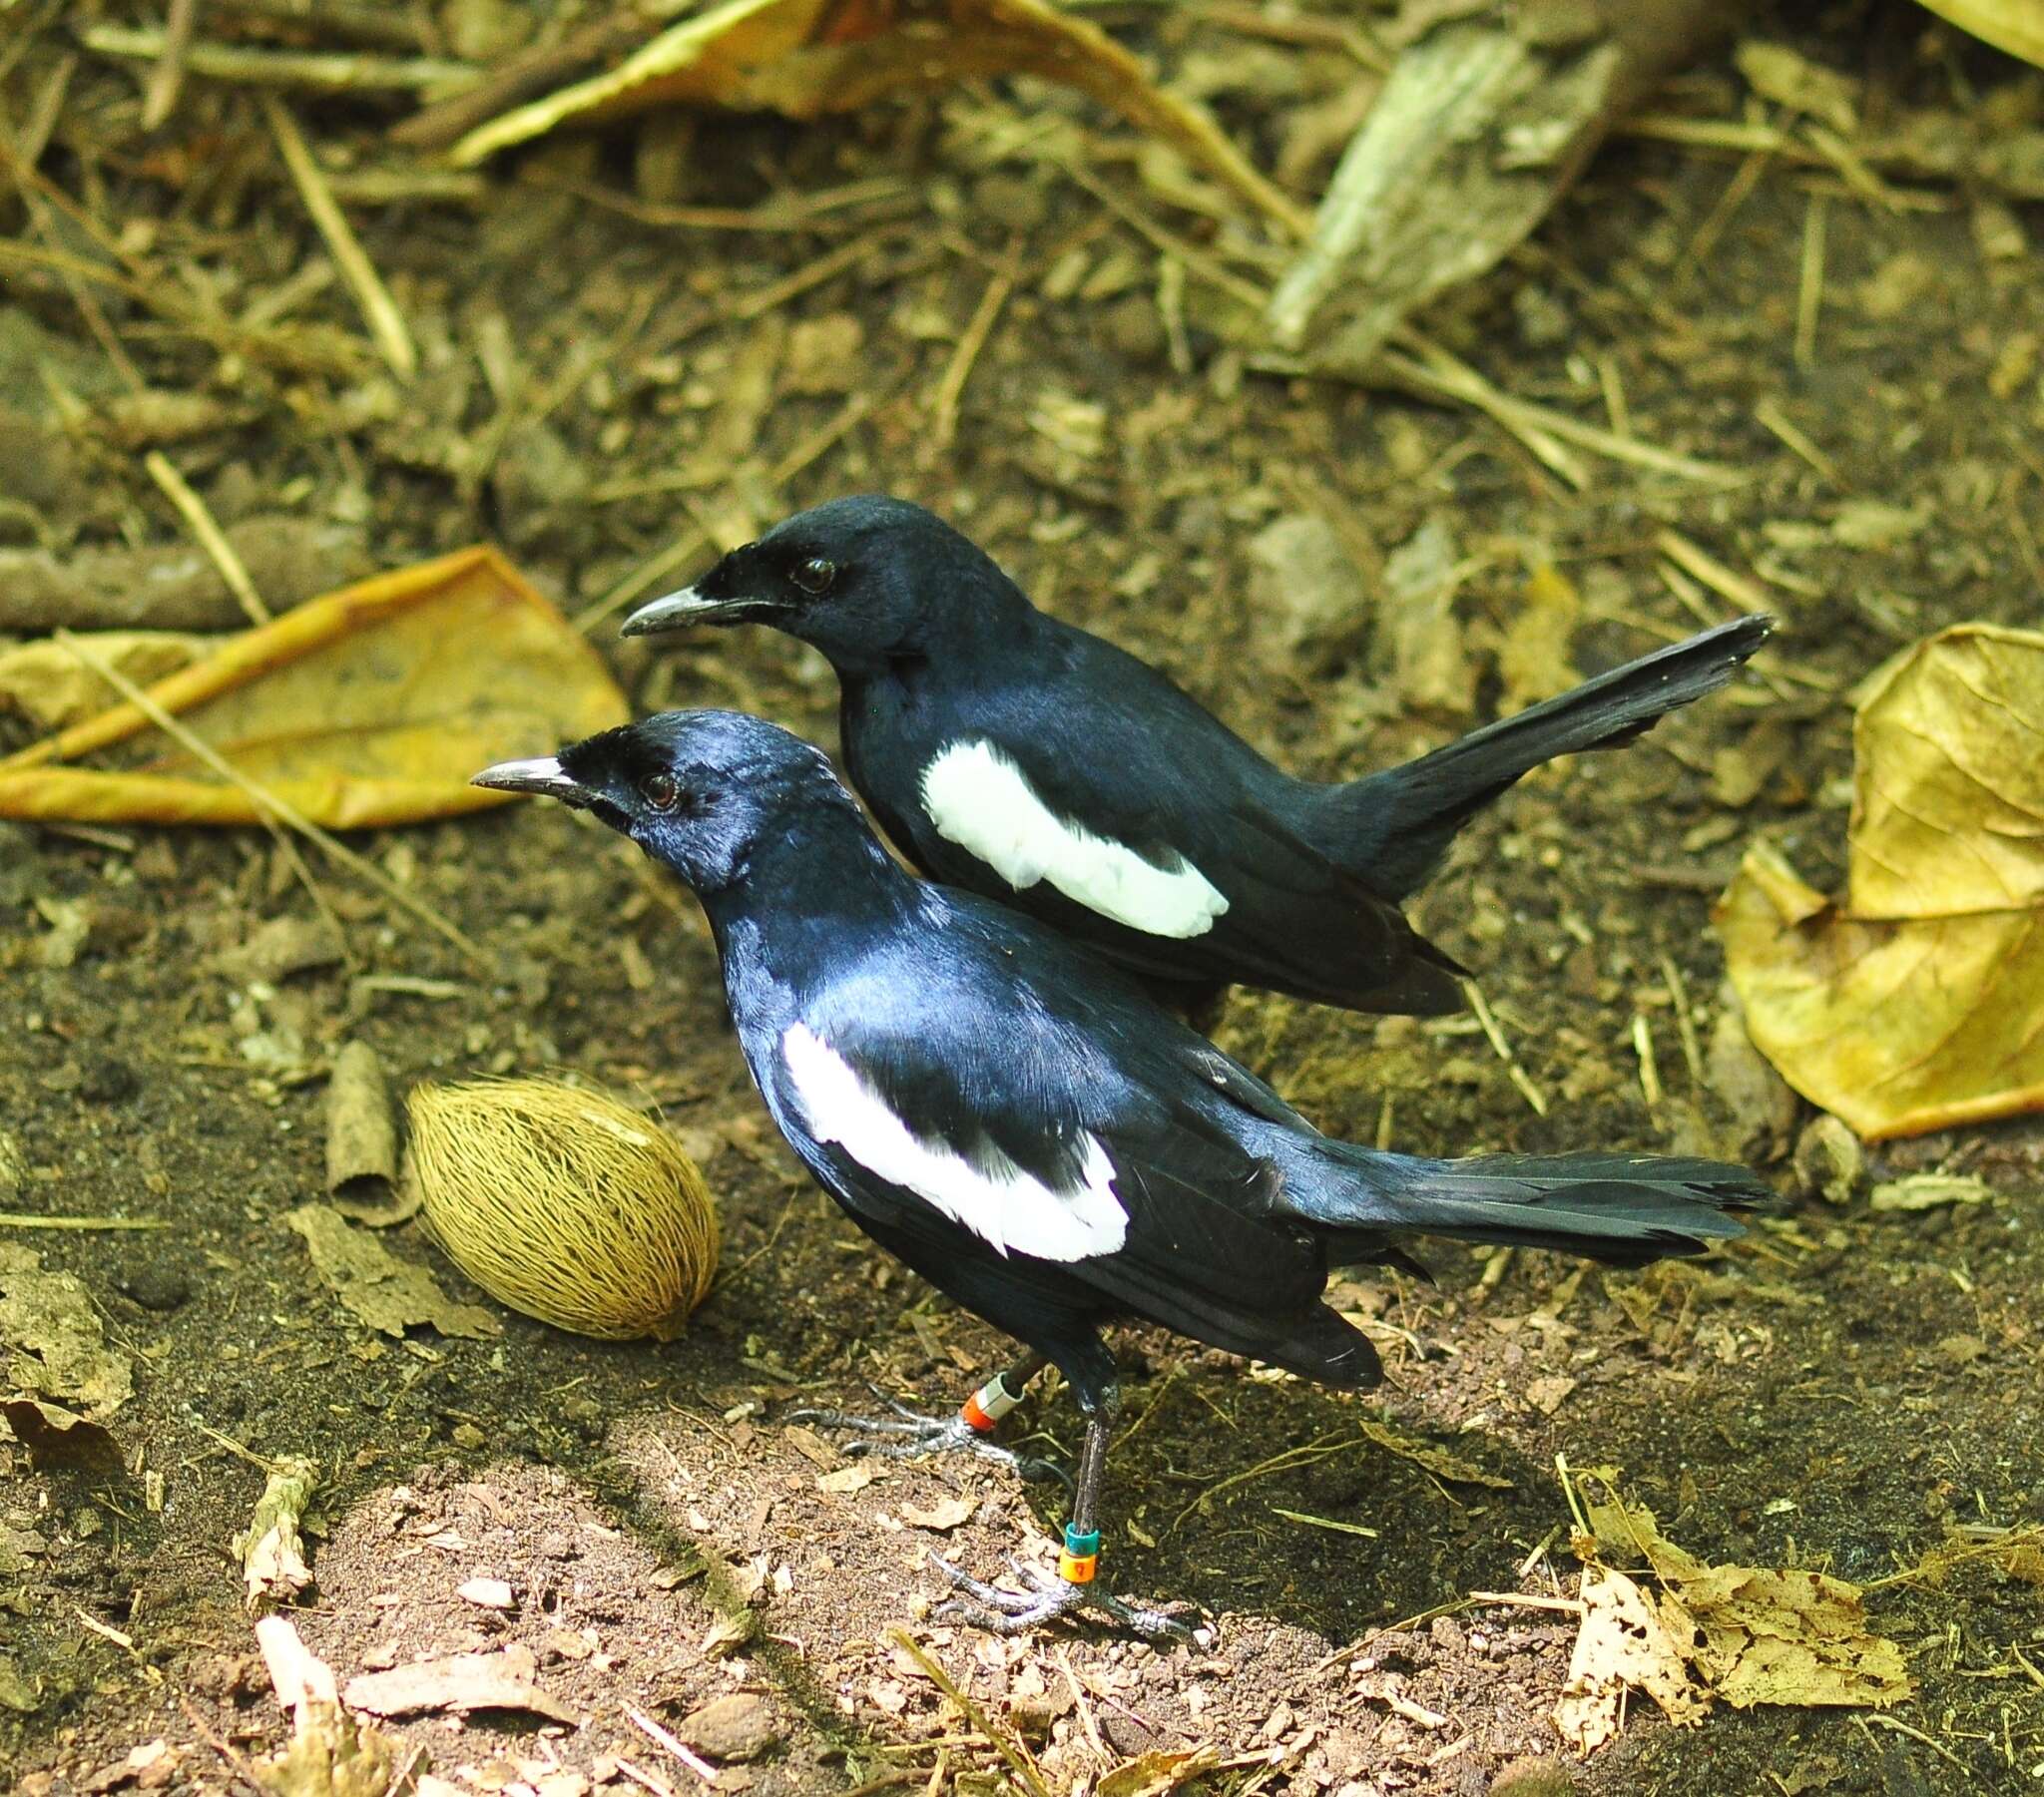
xmin=853 ymin=631 xmax=1463 ymax=1014
xmin=767 ymin=927 xmax=1378 ymax=1385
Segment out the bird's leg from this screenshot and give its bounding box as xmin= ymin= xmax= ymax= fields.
xmin=790 ymin=1353 xmax=1064 ymax=1482
xmin=933 ymin=1386 xmax=1204 ymax=1645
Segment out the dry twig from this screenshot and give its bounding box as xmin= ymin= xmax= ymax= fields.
xmin=144 ymin=454 xmax=271 ymax=625
xmin=263 ymin=95 xmax=417 ymax=380
xmin=85 ymin=25 xmax=476 ymax=94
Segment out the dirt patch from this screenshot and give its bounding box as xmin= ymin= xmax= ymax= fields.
xmin=5 ymin=5 xmax=2044 ymax=1795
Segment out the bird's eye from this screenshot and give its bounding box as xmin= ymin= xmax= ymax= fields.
xmin=639 ymin=771 xmax=680 ymax=812
xmin=790 ymin=557 xmax=835 ymax=597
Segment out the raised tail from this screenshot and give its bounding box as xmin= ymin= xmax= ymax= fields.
xmin=1287 ymin=1145 xmax=1764 ymax=1269
xmin=1320 ymin=614 xmax=1772 ymax=899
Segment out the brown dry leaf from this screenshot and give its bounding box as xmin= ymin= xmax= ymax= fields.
xmin=0 ymin=547 xmax=627 ymax=829
xmin=0 ymin=1397 xmax=124 ymax=1472
xmin=342 ymin=1643 xmax=579 ymax=1724
xmin=1716 ymin=624 xmax=2044 ymax=1140
xmin=1554 ymin=1565 xmax=1707 ymax=1753
xmin=1359 ymin=1417 xmax=1512 ymax=1490
xmin=1097 ymin=1746 xmax=1221 ymax=1797
xmin=285 ymin=1205 xmax=501 ymax=1341
xmin=236 ymin=1457 xmax=320 ymax=1613
xmin=816 ymin=1464 xmax=879 ymax=1496
xmin=781 ymin=1423 xmax=836 ymax=1467
xmin=0 ymin=1243 xmax=134 ymax=1420
xmin=899 ymin=1494 xmax=977 ymax=1532
xmin=1578 ymin=1479 xmax=1909 ymax=1716
xmin=448 ymin=0 xmax=1303 ymax=233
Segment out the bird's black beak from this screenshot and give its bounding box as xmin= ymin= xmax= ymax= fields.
xmin=620 ymin=584 xmax=779 ymax=637
xmin=470 ymin=755 xmax=593 ymax=805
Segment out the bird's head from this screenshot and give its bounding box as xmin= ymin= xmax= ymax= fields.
xmin=620 ymin=495 xmax=1024 ymax=671
xmin=472 ymin=709 xmax=849 ymax=894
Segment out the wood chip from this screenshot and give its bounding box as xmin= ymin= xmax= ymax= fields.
xmin=343 ymin=1643 xmax=579 ymax=1722
xmin=457 ymin=1577 xmax=516 ymax=1610
xmin=325 ymin=1041 xmax=410 ymax=1222
xmin=899 ymin=1495 xmax=977 ymax=1533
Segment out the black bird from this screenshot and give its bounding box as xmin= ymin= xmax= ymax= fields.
xmin=622 ymin=497 xmax=1770 ymax=1016
xmin=475 ymin=710 xmax=1765 ymax=1640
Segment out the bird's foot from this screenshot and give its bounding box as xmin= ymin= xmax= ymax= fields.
xmin=790 ymin=1395 xmax=1066 ymax=1486
xmin=931 ymin=1553 xmax=1207 ymax=1646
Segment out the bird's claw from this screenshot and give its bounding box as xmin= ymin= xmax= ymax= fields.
xmin=929 ymin=1553 xmax=1207 ymax=1645
xmin=789 ymin=1403 xmax=1068 ymax=1487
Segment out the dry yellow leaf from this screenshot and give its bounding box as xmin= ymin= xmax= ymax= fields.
xmin=285 ymin=1204 xmax=502 ymax=1342
xmin=1716 ymin=624 xmax=2044 ymax=1140
xmin=0 ymin=547 xmax=628 ymax=829
xmin=449 ymin=0 xmax=1306 ymax=235
xmin=1912 ymin=0 xmax=2044 ymax=69
xmin=1 ymin=1243 xmax=134 ymax=1421
xmin=0 ymin=632 xmax=206 ymax=732
xmin=1554 ymin=1565 xmax=1706 ymax=1753
xmin=1097 ymin=1747 xmax=1220 ymax=1797
xmin=1497 ymin=559 xmax=1583 ymax=714
xmin=1674 ymin=1562 xmax=1910 ymax=1711
xmin=1578 ymin=1482 xmax=1909 ymax=1716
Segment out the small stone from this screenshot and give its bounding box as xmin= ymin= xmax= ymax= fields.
xmin=1791 ymin=1113 xmax=1865 ymax=1205
xmin=1248 ymin=512 xmax=1368 ymax=666
xmin=458 ymin=1577 xmax=516 ymax=1610
xmin=119 ymin=1264 xmax=191 ymax=1312
xmin=677 ymin=1692 xmax=781 ymax=1763
xmin=450 ymin=1422 xmax=487 ymax=1451
xmin=227 ymin=915 xmax=344 ymax=983
xmin=1524 ymin=1374 xmax=1577 ymax=1416
xmin=1489 ymin=1755 xmax=1580 ymax=1797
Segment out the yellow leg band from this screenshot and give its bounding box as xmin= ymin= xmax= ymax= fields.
xmin=1058 ymin=1551 xmax=1099 ymax=1584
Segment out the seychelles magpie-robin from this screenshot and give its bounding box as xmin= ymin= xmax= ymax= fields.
xmin=622 ymin=497 xmax=1769 ymax=1016
xmin=475 ymin=710 xmax=1764 ymax=1641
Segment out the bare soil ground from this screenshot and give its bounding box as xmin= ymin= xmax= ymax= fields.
xmin=4 ymin=5 xmax=2043 ymax=1795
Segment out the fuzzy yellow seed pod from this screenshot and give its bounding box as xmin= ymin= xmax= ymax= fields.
xmin=406 ymin=1078 xmax=717 ymax=1341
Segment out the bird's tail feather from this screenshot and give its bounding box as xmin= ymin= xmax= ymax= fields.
xmin=1300 ymin=1147 xmax=1764 ymax=1269
xmin=1319 ymin=614 xmax=1771 ymax=898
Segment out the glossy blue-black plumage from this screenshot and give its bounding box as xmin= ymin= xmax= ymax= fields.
xmin=622 ymin=497 xmax=1771 ymax=1016
xmin=480 ymin=711 xmax=1763 ymax=1413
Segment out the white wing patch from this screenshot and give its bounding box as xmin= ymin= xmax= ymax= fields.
xmin=919 ymin=739 xmax=1230 ymax=939
xmin=781 ymin=1024 xmax=1127 ymax=1262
